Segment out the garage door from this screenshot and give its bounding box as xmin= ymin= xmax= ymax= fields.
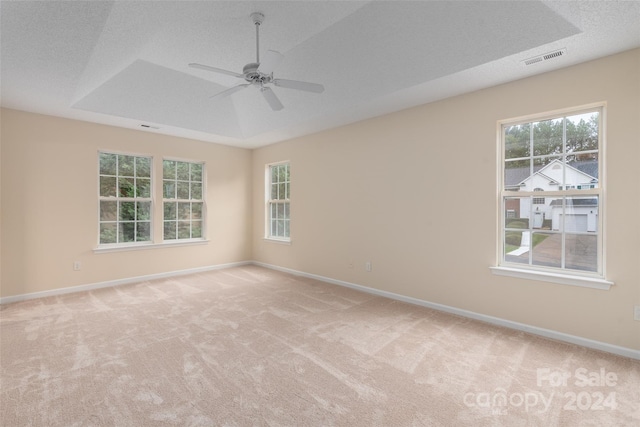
xmin=562 ymin=214 xmax=588 ymax=232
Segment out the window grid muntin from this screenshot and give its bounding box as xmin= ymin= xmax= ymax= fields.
xmin=163 ymin=160 xmax=205 ymax=241
xmin=99 ymin=152 xmax=153 ymax=245
xmin=500 ymin=107 xmax=603 ymax=276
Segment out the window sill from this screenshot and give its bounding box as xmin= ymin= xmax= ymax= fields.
xmin=489 ymin=266 xmax=613 ymax=290
xmin=94 ymin=239 xmax=209 ymax=253
xmin=263 ymin=237 xmax=291 ymax=245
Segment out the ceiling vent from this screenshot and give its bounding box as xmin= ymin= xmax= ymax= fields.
xmin=522 ymin=48 xmax=567 ymax=66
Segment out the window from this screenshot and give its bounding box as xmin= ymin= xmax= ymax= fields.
xmin=163 ymin=160 xmax=204 ymax=240
xmin=99 ymin=152 xmax=152 ymax=245
xmin=499 ymin=106 xmax=604 ymax=280
xmin=577 ymin=184 xmax=595 ymax=190
xmin=266 ymin=162 xmax=290 ymax=240
xmin=533 ymin=188 xmax=545 ymax=205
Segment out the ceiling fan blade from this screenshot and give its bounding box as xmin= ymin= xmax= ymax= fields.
xmin=210 ymin=84 xmax=250 ymax=99
xmin=261 ymin=87 xmax=284 ymax=111
xmin=272 ymin=78 xmax=324 ymax=94
xmin=257 ymin=50 xmax=284 ymax=75
xmin=189 ymin=63 xmax=244 ymax=79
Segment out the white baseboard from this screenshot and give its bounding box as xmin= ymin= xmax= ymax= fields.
xmin=0 ymin=261 xmax=252 ymax=305
xmin=253 ymin=261 xmax=640 ymax=361
xmin=3 ymin=260 xmax=638 ymax=360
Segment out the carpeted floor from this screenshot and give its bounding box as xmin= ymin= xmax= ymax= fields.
xmin=1 ymin=265 xmax=639 ymax=426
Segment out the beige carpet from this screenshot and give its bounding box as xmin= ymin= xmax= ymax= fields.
xmin=1 ymin=265 xmax=639 ymax=426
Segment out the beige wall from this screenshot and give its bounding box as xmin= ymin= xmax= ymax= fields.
xmin=252 ymin=49 xmax=640 ymax=350
xmin=1 ymin=49 xmax=638 ymax=351
xmin=0 ymin=109 xmax=3 ymax=294
xmin=1 ymin=109 xmax=252 ymax=298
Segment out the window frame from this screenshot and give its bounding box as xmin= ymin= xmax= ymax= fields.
xmin=491 ymin=103 xmax=613 ymax=290
xmin=162 ymin=158 xmax=206 ymax=242
xmin=97 ymin=150 xmax=154 ymax=248
xmin=265 ymin=161 xmax=291 ymax=242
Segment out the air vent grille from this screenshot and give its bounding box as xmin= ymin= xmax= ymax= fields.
xmin=523 ymin=48 xmax=567 ymax=66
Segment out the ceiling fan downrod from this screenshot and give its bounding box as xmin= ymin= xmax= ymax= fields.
xmin=251 ymin=12 xmax=264 ymax=65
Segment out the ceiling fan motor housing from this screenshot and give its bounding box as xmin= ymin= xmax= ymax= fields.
xmin=243 ymin=63 xmax=272 ymax=85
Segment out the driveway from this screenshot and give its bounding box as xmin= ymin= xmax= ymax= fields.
xmin=505 ymin=233 xmax=597 ymax=272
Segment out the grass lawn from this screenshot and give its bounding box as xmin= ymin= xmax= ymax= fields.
xmin=506 ymin=244 xmax=519 ymax=253
xmin=505 ymin=232 xmax=550 ymax=254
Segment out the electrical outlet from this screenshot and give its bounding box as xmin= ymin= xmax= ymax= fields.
xmin=365 ymin=261 xmax=372 ymax=272
xmin=73 ymin=261 xmax=81 ymax=271
xmin=634 ymin=306 xmax=640 ymax=321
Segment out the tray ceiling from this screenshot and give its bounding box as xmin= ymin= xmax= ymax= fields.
xmin=2 ymin=1 xmax=639 ymax=148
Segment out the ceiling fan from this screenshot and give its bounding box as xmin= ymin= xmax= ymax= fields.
xmin=189 ymin=12 xmax=324 ymax=111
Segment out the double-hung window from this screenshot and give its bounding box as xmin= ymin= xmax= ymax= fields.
xmin=266 ymin=162 xmax=290 ymax=240
xmin=496 ymin=105 xmax=608 ymax=287
xmin=162 ymin=159 xmax=204 ymax=240
xmin=98 ymin=152 xmax=152 ymax=245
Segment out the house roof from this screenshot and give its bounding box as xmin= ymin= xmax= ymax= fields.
xmin=573 ymin=161 xmax=599 ymax=180
xmin=505 ymin=160 xmax=598 ymax=187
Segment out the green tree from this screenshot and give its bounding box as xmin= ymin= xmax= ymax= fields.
xmin=566 ymin=114 xmax=598 ymax=154
xmin=505 ymin=123 xmax=530 ymax=160
xmin=533 ymin=118 xmax=563 ymax=159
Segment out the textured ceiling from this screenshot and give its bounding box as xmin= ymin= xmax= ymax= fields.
xmin=1 ymin=1 xmax=639 ymax=148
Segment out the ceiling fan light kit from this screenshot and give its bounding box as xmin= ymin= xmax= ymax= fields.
xmin=188 ymin=12 xmax=324 ymax=111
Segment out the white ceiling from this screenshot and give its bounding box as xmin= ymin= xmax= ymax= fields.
xmin=1 ymin=1 xmax=639 ymax=149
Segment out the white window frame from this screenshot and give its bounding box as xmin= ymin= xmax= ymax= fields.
xmin=97 ymin=151 xmax=154 ymax=248
xmin=265 ymin=161 xmax=291 ymax=242
xmin=162 ymin=158 xmax=206 ymax=242
xmin=491 ymin=103 xmax=613 ymax=290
